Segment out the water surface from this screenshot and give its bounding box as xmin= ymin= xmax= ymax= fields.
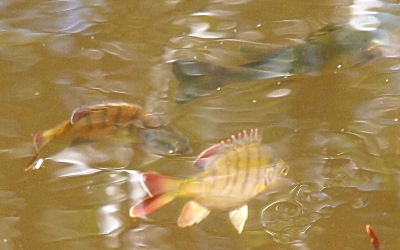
xmin=1 ymin=0 xmax=400 ymax=249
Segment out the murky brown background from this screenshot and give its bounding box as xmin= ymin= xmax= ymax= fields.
xmin=1 ymin=0 xmax=400 ymax=249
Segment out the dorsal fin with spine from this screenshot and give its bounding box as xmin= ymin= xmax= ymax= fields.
xmin=194 ymin=129 xmax=262 ymax=169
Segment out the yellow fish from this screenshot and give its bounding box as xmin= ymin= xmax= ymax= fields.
xmin=129 ymin=129 xmax=288 ymax=233
xmin=27 ymin=102 xmax=191 ymax=170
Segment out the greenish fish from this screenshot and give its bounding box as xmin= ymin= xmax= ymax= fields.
xmin=173 ymin=24 xmax=384 ymax=103
xmin=130 ymin=129 xmax=288 ymax=233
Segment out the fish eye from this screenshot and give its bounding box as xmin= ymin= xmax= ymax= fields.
xmin=166 ymin=143 xmax=175 ymax=154
xmin=280 ymin=167 xmax=288 ymax=176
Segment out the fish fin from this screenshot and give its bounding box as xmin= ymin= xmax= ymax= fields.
xmin=141 ymin=172 xmax=179 ymax=196
xmin=366 ymin=224 xmax=383 ymax=250
xmin=34 ymin=131 xmax=47 ymax=152
xmin=34 ymin=129 xmax=57 ymax=152
xmin=129 ymin=173 xmax=180 ymax=218
xmin=70 ymin=105 xmax=106 ymax=125
xmin=178 ymin=201 xmax=210 ymax=227
xmin=229 ymin=205 xmax=248 ymax=234
xmin=129 ymin=192 xmax=177 ymax=218
xmin=194 ymin=129 xmax=262 ymax=169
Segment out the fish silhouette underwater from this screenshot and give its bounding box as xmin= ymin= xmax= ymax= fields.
xmin=130 ymin=129 xmax=289 ymax=233
xmin=173 ymin=24 xmax=386 ymax=103
xmin=26 ymin=102 xmax=191 ymax=171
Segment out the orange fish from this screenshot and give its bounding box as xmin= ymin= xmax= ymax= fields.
xmin=130 ymin=129 xmax=288 ymax=233
xmin=27 ymin=102 xmax=191 ymax=171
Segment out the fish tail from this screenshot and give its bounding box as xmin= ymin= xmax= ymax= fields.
xmin=129 ymin=173 xmax=181 ymax=218
xmin=34 ymin=130 xmax=54 ymax=152
xmin=34 ymin=121 xmax=72 ymax=152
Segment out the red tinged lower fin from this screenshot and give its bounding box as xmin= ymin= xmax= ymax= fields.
xmin=129 ymin=192 xmax=177 ymax=218
xmin=129 ymin=172 xmax=180 ymax=218
xmin=142 ymin=173 xmax=177 ymax=196
xmin=33 ymin=132 xmax=43 ymax=152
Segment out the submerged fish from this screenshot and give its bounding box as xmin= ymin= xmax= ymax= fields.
xmin=173 ymin=25 xmax=384 ymax=103
xmin=27 ymin=102 xmax=191 ymax=171
xmin=130 ymin=129 xmax=288 ymax=233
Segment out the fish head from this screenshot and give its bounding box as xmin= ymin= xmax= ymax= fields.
xmin=266 ymin=158 xmax=289 ymax=180
xmin=138 ymin=127 xmax=192 ymax=156
xmin=256 ymin=160 xmax=289 ymax=194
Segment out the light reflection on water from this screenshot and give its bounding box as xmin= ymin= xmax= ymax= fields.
xmin=0 ymin=0 xmax=399 ymax=249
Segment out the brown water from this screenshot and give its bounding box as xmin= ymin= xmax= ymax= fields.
xmin=1 ymin=0 xmax=400 ymax=249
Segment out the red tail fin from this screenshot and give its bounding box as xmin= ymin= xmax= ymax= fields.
xmin=130 ymin=173 xmax=180 ymax=218
xmin=142 ymin=173 xmax=177 ymax=196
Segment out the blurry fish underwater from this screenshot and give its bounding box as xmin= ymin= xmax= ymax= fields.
xmin=26 ymin=102 xmax=191 ymax=171
xmin=173 ymin=24 xmax=387 ymax=103
xmin=130 ymin=129 xmax=289 ymax=233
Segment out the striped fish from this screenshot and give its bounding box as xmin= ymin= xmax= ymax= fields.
xmin=27 ymin=102 xmax=191 ymax=170
xmin=130 ymin=129 xmax=288 ymax=233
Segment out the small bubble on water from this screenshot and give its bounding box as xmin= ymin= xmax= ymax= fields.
xmin=351 ymin=197 xmax=368 ymax=209
xmin=256 ymin=23 xmax=261 ymax=28
xmin=252 ymin=99 xmax=257 ymax=103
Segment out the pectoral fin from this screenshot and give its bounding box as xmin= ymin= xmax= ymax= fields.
xmin=178 ymin=201 xmax=210 ymax=228
xmin=229 ymin=205 xmax=248 ymax=234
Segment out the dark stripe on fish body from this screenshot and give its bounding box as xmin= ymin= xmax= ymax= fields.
xmin=229 ymin=147 xmax=245 ymax=195
xmin=220 ymin=150 xmax=235 ymax=193
xmin=102 ymin=108 xmax=108 ymax=128
xmin=235 ymin=146 xmax=250 ymax=194
xmin=210 ymin=153 xmax=221 ymax=190
xmin=222 ymin=150 xmax=236 ymax=195
xmin=256 ymin=148 xmax=264 ymax=189
xmin=241 ymin=146 xmax=253 ymax=191
xmin=253 ymin=146 xmax=263 ymax=191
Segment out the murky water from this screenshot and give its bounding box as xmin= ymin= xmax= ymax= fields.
xmin=1 ymin=0 xmax=400 ymax=249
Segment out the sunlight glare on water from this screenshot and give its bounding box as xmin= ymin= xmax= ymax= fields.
xmin=0 ymin=0 xmax=400 ymax=249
